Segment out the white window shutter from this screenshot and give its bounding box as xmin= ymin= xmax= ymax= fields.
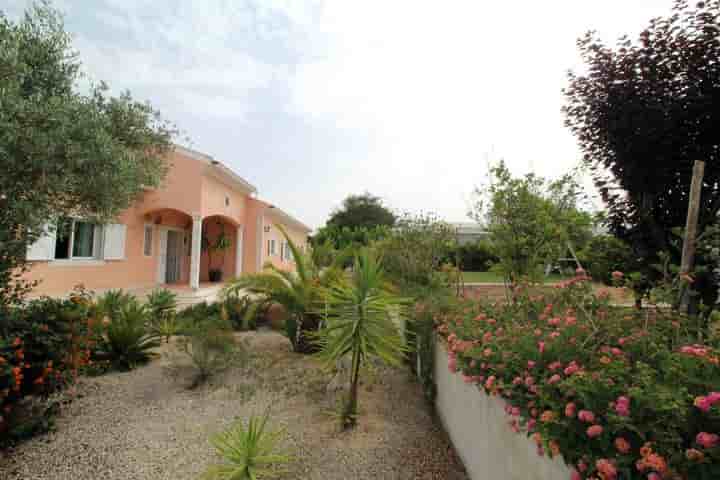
xmin=26 ymin=224 xmax=56 ymax=261
xmin=103 ymin=224 xmax=127 ymax=260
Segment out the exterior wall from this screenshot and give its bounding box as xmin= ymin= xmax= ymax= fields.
xmin=200 ymin=174 xmax=247 ymax=221
xmin=139 ymin=149 xmax=203 ymax=217
xmin=242 ymin=199 xmax=264 ymax=274
xmin=260 ymin=215 xmax=308 ymax=271
xmin=434 ymin=342 xmax=570 ymax=480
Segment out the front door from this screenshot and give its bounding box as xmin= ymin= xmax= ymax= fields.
xmin=165 ymin=230 xmax=182 ymax=284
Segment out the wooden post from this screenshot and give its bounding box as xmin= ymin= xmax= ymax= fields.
xmin=679 ymin=160 xmax=706 ymax=312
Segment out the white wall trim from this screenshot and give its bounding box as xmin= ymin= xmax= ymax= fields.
xmin=48 ymin=259 xmax=107 ymax=267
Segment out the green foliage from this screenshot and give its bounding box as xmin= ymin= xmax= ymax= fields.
xmin=577 ymin=235 xmax=637 ymax=285
xmin=177 ymin=301 xmax=222 ymax=326
xmin=146 ymin=289 xmax=178 ymax=322
xmin=377 ymin=212 xmax=458 ymax=289
xmin=450 ymin=239 xmax=498 ymax=272
xmin=312 ymin=224 xmax=390 ymax=254
xmin=314 ymin=250 xmax=407 ymax=429
xmin=326 ymin=192 xmax=396 ymax=231
xmin=0 ymin=287 xmax=103 ymax=446
xmin=471 ymin=161 xmax=593 ymax=285
xmin=179 ymin=318 xmax=238 ymax=387
xmin=97 ymin=300 xmax=159 ymax=370
xmin=223 ymin=225 xmax=341 ymax=353
xmin=96 ymin=289 xmax=135 ymax=320
xmin=222 ymin=295 xmax=268 ymax=331
xmin=202 ymin=408 xmax=291 ymax=480
xmin=440 ymin=271 xmax=720 ymax=480
xmin=0 ymin=3 xmax=175 ymax=308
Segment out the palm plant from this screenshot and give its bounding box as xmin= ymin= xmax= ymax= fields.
xmin=314 ymin=249 xmax=407 ymax=429
xmin=98 ymin=300 xmax=160 ymax=370
xmin=146 ymin=288 xmax=177 ymax=322
xmin=202 ymin=409 xmax=291 ymax=480
xmin=222 ymin=225 xmax=342 ymax=353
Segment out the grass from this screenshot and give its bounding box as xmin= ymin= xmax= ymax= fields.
xmin=461 ymin=271 xmax=571 ymax=284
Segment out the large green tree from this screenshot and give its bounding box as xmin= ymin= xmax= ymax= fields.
xmin=563 ymin=0 xmax=720 ymax=307
xmin=326 ymin=193 xmax=396 ymax=230
xmin=0 ymin=3 xmax=175 ymax=308
xmin=472 ymin=162 xmax=594 ymax=286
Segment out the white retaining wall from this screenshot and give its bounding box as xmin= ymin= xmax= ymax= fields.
xmin=434 ymin=342 xmax=571 ymax=480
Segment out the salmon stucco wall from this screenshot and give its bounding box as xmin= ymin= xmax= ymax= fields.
xmin=261 ymin=214 xmax=309 ymax=271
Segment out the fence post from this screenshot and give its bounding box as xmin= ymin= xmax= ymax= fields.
xmin=679 ymin=160 xmax=705 ymax=313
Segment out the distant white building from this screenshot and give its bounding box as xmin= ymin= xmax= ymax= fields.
xmin=451 ymin=222 xmax=488 ymax=245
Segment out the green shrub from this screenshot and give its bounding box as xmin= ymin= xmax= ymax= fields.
xmin=178 ymin=317 xmax=238 ymax=387
xmin=577 ymin=235 xmax=637 ymax=285
xmin=201 ymin=408 xmax=291 ymax=480
xmin=451 ymin=239 xmax=498 ymax=272
xmin=222 ymin=296 xmax=267 ymax=331
xmin=440 ymin=271 xmax=720 ymax=480
xmin=96 ymin=289 xmax=135 ymax=320
xmin=97 ymin=301 xmax=160 ymax=370
xmin=177 ymin=301 xmax=222 ymax=326
xmin=0 ymin=287 xmax=102 ymax=445
xmin=146 ymin=288 xmax=178 ymax=322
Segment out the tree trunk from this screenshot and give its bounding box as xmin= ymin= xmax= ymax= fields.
xmin=343 ymin=346 xmax=361 ymax=429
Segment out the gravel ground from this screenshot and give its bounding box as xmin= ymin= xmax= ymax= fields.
xmin=0 ymin=330 xmax=467 ymax=480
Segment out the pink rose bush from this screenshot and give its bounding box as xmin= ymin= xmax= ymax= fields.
xmin=438 ymin=272 xmax=720 ymax=479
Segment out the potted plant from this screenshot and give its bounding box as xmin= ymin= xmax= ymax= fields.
xmin=203 ymin=223 xmax=232 ymax=282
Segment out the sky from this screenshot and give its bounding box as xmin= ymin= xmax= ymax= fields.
xmin=4 ymin=0 xmax=677 ymax=229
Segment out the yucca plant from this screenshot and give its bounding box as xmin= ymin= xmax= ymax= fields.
xmin=314 ymin=249 xmax=407 ymax=429
xmin=98 ymin=300 xmax=160 ymax=370
xmin=179 ymin=317 xmax=237 ymax=387
xmin=223 ymin=225 xmax=342 ymax=353
xmin=202 ymin=409 xmax=291 ymax=480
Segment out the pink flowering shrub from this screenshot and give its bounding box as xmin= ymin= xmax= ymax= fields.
xmin=438 ymin=271 xmax=720 ymax=479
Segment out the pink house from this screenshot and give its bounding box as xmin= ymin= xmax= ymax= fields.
xmin=24 ymin=146 xmax=311 ymax=303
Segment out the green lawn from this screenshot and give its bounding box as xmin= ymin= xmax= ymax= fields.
xmin=461 ymin=271 xmax=571 ymax=284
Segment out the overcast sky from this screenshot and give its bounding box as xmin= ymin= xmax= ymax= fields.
xmin=5 ymin=0 xmax=676 ymax=228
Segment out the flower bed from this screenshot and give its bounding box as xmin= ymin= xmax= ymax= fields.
xmin=437 ymin=272 xmax=720 ymax=479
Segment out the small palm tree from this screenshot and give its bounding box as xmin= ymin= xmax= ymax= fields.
xmin=222 ymin=225 xmax=341 ymax=353
xmin=315 ymin=249 xmax=407 ymax=429
xmin=202 ymin=409 xmax=291 ymax=480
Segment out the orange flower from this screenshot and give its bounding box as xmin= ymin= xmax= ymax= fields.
xmin=600 ymin=356 xmax=611 ymax=365
xmin=12 ymin=337 xmax=21 ymax=347
xmin=640 ymin=443 xmax=653 ymax=458
xmin=33 ymin=377 xmax=44 ymax=385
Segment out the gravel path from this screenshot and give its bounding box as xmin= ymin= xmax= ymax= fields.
xmin=0 ymin=331 xmax=467 ymax=480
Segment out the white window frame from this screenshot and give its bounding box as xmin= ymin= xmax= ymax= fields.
xmin=143 ymin=224 xmax=154 ymax=257
xmin=56 ymin=219 xmax=102 ymax=261
xmin=268 ymin=239 xmax=276 ymax=256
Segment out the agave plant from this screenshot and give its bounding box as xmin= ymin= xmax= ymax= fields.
xmin=222 ymin=225 xmax=342 ymax=353
xmin=314 ymin=249 xmax=407 ymax=429
xmin=202 ymin=409 xmax=291 ymax=480
xmin=98 ymin=300 xmax=160 ymax=370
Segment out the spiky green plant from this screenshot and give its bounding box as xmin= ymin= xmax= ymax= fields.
xmin=202 ymin=409 xmax=291 ymax=480
xmin=96 ymin=289 xmax=134 ymax=320
xmin=146 ymin=288 xmax=177 ymax=322
xmin=314 ymin=249 xmax=407 ymax=429
xmin=98 ymin=300 xmax=160 ymax=370
xmin=222 ymin=225 xmax=342 ymax=353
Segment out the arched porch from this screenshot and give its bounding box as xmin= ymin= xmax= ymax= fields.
xmin=200 ymin=215 xmax=243 ymax=284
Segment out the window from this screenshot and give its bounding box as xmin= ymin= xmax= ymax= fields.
xmin=54 ymin=219 xmax=102 ymax=260
xmin=284 ymin=242 xmax=292 ymax=261
xmin=225 ymin=196 xmax=230 ymax=206
xmin=267 ymin=239 xmax=276 ymax=256
xmin=280 ymin=242 xmax=284 ymax=260
xmin=143 ymin=224 xmax=153 ymax=256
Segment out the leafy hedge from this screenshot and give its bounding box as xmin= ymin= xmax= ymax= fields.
xmin=0 ymin=288 xmax=103 ymax=444
xmin=438 ymin=272 xmax=719 ymax=479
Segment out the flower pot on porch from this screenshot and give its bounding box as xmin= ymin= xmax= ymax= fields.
xmin=209 ymin=269 xmax=223 ymax=282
